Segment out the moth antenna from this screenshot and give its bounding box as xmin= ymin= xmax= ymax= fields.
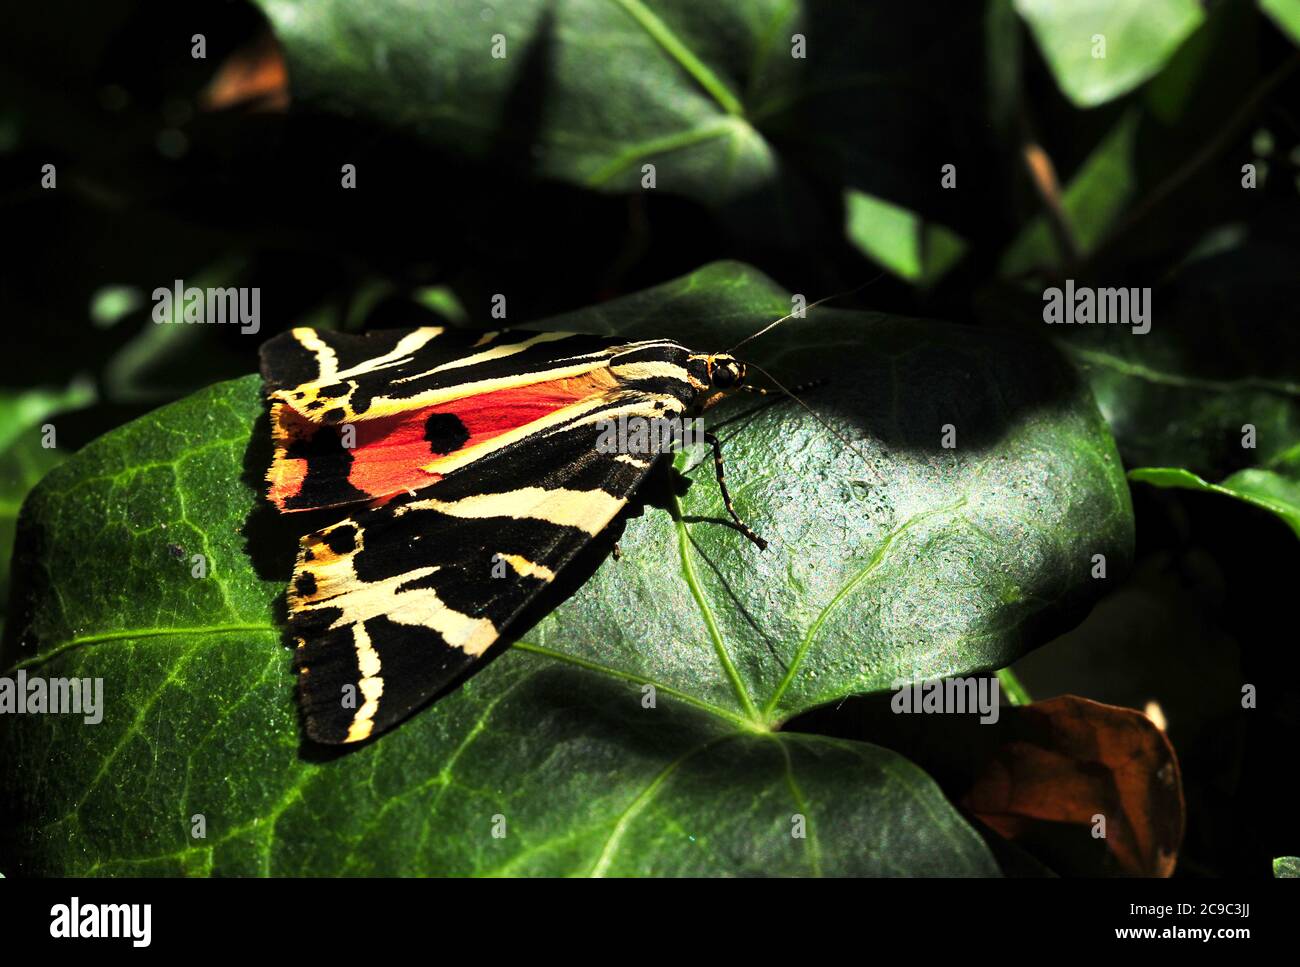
xmin=727 ymin=274 xmax=884 ymax=354
xmin=744 ymin=361 xmax=883 ymax=485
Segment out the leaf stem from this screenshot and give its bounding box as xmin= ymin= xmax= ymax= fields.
xmin=996 ymin=667 xmax=1031 ymax=706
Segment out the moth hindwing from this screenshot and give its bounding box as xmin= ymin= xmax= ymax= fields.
xmin=261 ymin=325 xmax=753 ymax=743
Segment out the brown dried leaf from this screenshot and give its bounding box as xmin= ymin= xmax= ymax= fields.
xmin=963 ymin=696 xmax=1184 ymax=876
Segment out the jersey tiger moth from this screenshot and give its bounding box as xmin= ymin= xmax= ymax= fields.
xmin=260 ymin=324 xmax=778 ymax=743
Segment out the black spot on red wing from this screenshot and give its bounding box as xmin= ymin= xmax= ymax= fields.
xmin=324 ymin=525 xmax=357 ymax=555
xmin=323 ymin=408 xmax=346 ymax=424
xmin=295 ymin=572 xmax=318 ymax=597
xmin=424 ymin=412 xmax=471 ymax=456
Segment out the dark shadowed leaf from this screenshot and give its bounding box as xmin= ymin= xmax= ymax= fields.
xmin=0 ymin=385 xmax=95 ymax=620
xmin=1054 ymin=231 xmax=1300 ymax=540
xmin=250 ymin=0 xmax=981 ymax=238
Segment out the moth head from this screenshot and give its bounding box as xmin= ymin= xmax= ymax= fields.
xmin=706 ymin=353 xmax=746 ymax=390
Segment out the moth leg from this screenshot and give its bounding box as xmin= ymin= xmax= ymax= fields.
xmin=703 ymin=431 xmax=768 ymax=551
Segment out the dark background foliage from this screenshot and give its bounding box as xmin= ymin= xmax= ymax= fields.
xmin=1 ymin=0 xmax=1298 ymax=876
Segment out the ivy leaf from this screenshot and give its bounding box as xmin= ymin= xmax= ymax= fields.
xmin=0 ymin=262 xmax=1129 ymax=875
xmin=844 ymin=189 xmax=967 ymax=286
xmin=1260 ymin=0 xmax=1300 ymax=47
xmin=1060 ymin=312 xmax=1300 ymax=480
xmin=1012 ymin=0 xmax=1205 ymax=108
xmin=1054 ymin=233 xmax=1300 ymax=541
xmin=250 ymin=1 xmax=980 ymax=230
xmin=1069 ymin=330 xmax=1300 ymax=481
xmin=1129 ymin=467 xmax=1300 ymax=540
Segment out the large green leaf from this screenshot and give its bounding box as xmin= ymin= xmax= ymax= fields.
xmin=0 ymin=262 xmax=1130 ymax=875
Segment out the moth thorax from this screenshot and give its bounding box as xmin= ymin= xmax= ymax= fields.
xmin=704 ymin=353 xmax=745 ymax=390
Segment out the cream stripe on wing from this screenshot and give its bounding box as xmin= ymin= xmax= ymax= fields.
xmin=333 ymin=328 xmax=446 ymax=381
xmin=608 ymin=360 xmax=694 ymax=385
xmin=345 ymin=623 xmax=384 ymax=743
xmin=393 ymin=330 xmax=577 ymax=381
xmin=387 ymin=574 xmax=500 ymax=656
xmin=402 ymin=487 xmax=626 ymax=534
xmin=307 ymin=565 xmax=500 ymax=657
xmin=498 ymin=553 xmax=557 ymax=582
xmin=293 ymin=328 xmax=341 ymax=382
